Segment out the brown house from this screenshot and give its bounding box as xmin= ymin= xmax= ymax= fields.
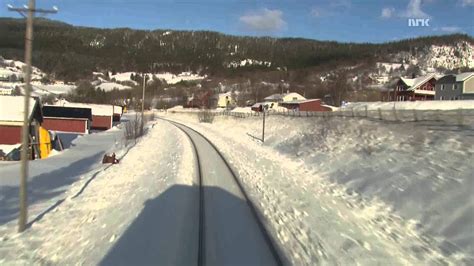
xmin=391 ymin=74 xmax=436 ymax=101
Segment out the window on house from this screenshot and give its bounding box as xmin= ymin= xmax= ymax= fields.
xmin=440 ymin=84 xmax=444 ymax=90
xmin=453 ymin=84 xmax=456 ymax=90
xmin=439 ymin=96 xmax=443 ymax=100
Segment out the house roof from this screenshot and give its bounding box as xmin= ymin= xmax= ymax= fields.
xmin=43 ymin=105 xmax=92 ymax=120
xmin=264 ymin=94 xmax=283 ymax=101
xmin=54 ymin=100 xmax=114 ymax=116
xmin=400 ymin=74 xmax=436 ymax=91
xmin=280 ymin=99 xmax=321 ymax=105
xmin=0 ymin=95 xmax=40 ymax=124
xmin=455 ymin=72 xmax=474 ymax=82
xmin=283 ymin=92 xmax=306 ymax=100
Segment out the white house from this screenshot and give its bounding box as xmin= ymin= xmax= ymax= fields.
xmin=263 ymin=92 xmax=306 ymax=108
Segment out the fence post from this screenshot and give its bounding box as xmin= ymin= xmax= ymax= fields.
xmin=392 ymin=107 xmax=398 ymax=121
xmin=378 ymin=108 xmax=382 ymax=120
xmin=413 ymin=109 xmax=418 ymax=122
xmin=457 ymin=108 xmax=463 ymax=126
xmin=364 ymin=106 xmax=368 ymax=118
xmin=351 ymin=108 xmax=355 ymax=117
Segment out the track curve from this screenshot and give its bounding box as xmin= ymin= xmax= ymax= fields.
xmin=165 ymin=118 xmax=285 ymax=266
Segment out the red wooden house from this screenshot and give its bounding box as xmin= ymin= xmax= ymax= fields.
xmin=280 ymin=99 xmax=333 ymax=112
xmin=42 ymin=105 xmax=92 ymax=134
xmin=58 ymin=102 xmax=114 ymax=130
xmin=0 ymin=95 xmax=43 ymax=145
xmin=391 ymin=74 xmax=436 ymax=101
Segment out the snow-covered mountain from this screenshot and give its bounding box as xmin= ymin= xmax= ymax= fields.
xmin=367 ymin=41 xmax=473 ymax=87
xmin=395 ymin=41 xmax=474 ymax=70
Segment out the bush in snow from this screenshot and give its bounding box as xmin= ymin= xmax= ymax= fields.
xmin=198 ymin=109 xmax=214 ymax=123
xmin=124 ymin=113 xmax=144 ymax=144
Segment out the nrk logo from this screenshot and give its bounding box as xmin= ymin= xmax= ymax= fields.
xmin=408 ymin=18 xmax=430 ymax=27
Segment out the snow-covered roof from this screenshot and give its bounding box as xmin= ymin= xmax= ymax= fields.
xmin=455 ymin=72 xmax=474 ymax=82
xmin=281 ymin=99 xmax=321 ymax=105
xmin=54 ymin=101 xmax=114 ymax=117
xmin=264 ymin=94 xmax=283 ymax=101
xmin=400 ymin=74 xmax=436 ymax=91
xmin=0 ymin=95 xmax=39 ymax=123
xmin=282 ymin=92 xmax=306 ymax=101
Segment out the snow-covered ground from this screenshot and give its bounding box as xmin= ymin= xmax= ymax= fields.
xmin=0 ymin=81 xmax=76 ymax=96
xmin=110 ymin=71 xmax=205 ymax=85
xmin=95 ymin=82 xmax=132 ymax=92
xmin=161 ymin=112 xmax=474 ymax=265
xmin=345 ymin=100 xmax=474 ymax=111
xmin=0 ymin=119 xmax=196 ymax=264
xmin=31 ymin=82 xmax=76 ymax=95
xmin=1 ymin=59 xmax=44 ymax=81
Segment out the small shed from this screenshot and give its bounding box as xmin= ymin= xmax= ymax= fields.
xmin=42 ymin=105 xmax=92 ymax=134
xmin=279 ymin=99 xmax=332 ymax=112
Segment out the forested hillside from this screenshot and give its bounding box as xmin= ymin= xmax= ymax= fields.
xmin=1 ymin=18 xmax=472 ymax=82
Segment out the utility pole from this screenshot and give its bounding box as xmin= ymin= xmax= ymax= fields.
xmin=8 ymin=1 xmax=57 ymax=233
xmin=262 ymin=108 xmax=266 ymax=142
xmin=261 ymin=104 xmax=268 ymax=143
xmin=141 ymin=73 xmax=146 ymax=130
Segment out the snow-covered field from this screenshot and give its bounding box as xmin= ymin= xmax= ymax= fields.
xmin=110 ymin=71 xmax=205 ymax=85
xmin=31 ymin=82 xmax=76 ymax=95
xmin=161 ymin=112 xmax=474 ymax=265
xmin=95 ymin=82 xmax=132 ymax=92
xmin=345 ymin=100 xmax=474 ymax=111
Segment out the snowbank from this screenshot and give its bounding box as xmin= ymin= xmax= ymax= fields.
xmin=163 ymin=112 xmax=474 ymax=264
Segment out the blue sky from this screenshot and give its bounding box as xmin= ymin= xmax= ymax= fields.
xmin=1 ymin=0 xmax=473 ymax=43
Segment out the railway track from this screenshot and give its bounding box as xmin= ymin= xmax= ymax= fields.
xmin=166 ymin=119 xmax=285 ymax=266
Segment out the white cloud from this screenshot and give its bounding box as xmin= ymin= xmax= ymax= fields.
xmin=310 ymin=1 xmax=351 ymax=18
xmin=433 ymin=26 xmax=463 ymax=33
xmin=239 ymin=8 xmax=287 ymax=32
xmin=380 ymin=7 xmax=395 ymax=19
xmin=402 ymin=0 xmax=431 ymax=18
xmin=460 ymin=0 xmax=474 ymax=6
xmin=381 ymin=0 xmax=432 ymax=19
